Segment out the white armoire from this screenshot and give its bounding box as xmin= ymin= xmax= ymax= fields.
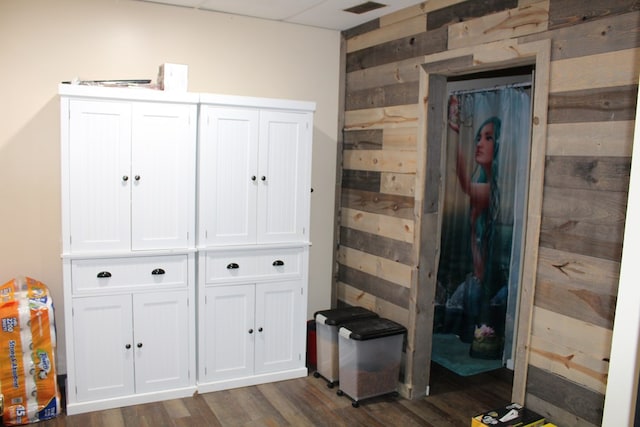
xmin=59 ymin=84 xmax=198 ymax=415
xmin=59 ymin=85 xmax=314 ymax=412
xmin=196 ymin=94 xmax=314 ymax=393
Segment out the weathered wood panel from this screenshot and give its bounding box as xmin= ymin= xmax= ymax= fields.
xmin=341 ymin=169 xmax=381 ymax=192
xmin=346 ymin=81 xmax=420 ymax=110
xmin=526 ymin=365 xmax=604 ymax=426
xmin=346 ymin=15 xmax=427 ymax=54
xmin=340 ymin=207 xmax=415 ymax=244
xmin=343 ymin=149 xmax=417 ymax=173
xmin=547 ymin=84 xmax=639 ymax=123
xmin=340 ymin=226 xmax=415 ymax=265
xmin=383 ymin=127 xmax=418 ymax=151
xmin=337 ymin=244 xmax=413 ymax=287
xmin=341 ymin=188 xmax=415 ymax=220
xmin=549 ymin=47 xmax=640 ymax=93
xmin=379 ymin=0 xmax=465 ymax=27
xmin=345 ymin=26 xmax=447 ymax=73
xmin=342 ymin=18 xmax=380 ymax=40
xmin=427 ymin=0 xmax=518 ymax=30
xmin=548 ymin=0 xmax=639 ymax=30
xmin=535 ymin=246 xmax=619 ymax=329
xmin=338 ymin=264 xmax=410 ymax=308
xmin=539 ymin=186 xmax=626 ymax=261
xmin=345 ymin=104 xmax=419 ymax=130
xmin=546 ymin=121 xmax=634 ymax=157
xmin=343 ymin=129 xmax=383 ymax=150
xmin=448 ymin=1 xmax=549 ymax=50
xmin=337 ymin=281 xmax=410 ymax=327
xmin=544 ymin=156 xmax=631 ymax=192
xmin=526 ymin=393 xmax=598 ymax=427
xmin=346 ymin=57 xmax=423 ymax=92
xmin=380 ymin=172 xmax=416 ymax=197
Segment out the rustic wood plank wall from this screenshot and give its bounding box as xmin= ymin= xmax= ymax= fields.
xmin=336 ymin=0 xmax=640 ymax=425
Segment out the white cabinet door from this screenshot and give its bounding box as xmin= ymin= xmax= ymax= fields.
xmin=254 ymin=280 xmax=302 ymax=374
xmin=73 ymin=295 xmax=134 ymax=402
xmin=68 ymin=100 xmax=132 ymax=253
xmin=203 ymin=284 xmax=255 ymax=381
xmin=199 ymin=106 xmax=259 ymax=246
xmin=131 ymin=103 xmax=196 ymax=250
xmin=257 ymin=111 xmax=311 ymax=244
xmin=133 ymin=290 xmax=190 ymax=393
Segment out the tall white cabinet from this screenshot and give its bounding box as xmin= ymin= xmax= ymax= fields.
xmin=60 ymin=86 xmax=314 ymax=412
xmin=197 ymin=94 xmax=314 ymax=392
xmin=59 ymin=85 xmax=198 ymax=415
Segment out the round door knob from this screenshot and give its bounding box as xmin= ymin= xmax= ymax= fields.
xmin=125 ymin=344 xmax=131 ymax=349
xmin=137 ymin=343 xmax=143 ymax=348
xmin=122 ymin=176 xmax=129 ymax=181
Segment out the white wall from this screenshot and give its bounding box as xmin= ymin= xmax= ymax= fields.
xmin=0 ymin=0 xmax=340 ymax=373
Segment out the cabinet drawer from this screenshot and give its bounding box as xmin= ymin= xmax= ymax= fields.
xmin=71 ymin=255 xmax=188 ymax=293
xmin=205 ymin=248 xmax=302 ymax=284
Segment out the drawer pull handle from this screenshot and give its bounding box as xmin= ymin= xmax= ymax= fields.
xmin=97 ymin=271 xmax=112 ymax=278
xmin=151 ymin=268 xmax=165 ymax=275
xmin=272 ymin=260 xmax=284 ymax=266
xmin=227 ymin=263 xmax=240 ymax=269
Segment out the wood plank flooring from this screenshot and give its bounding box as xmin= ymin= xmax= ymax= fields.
xmin=37 ymin=364 xmax=512 ymax=426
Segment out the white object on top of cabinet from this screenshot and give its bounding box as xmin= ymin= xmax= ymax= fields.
xmin=197 ymin=97 xmax=314 ymax=247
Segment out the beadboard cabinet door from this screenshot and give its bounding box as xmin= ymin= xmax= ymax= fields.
xmin=66 ymin=99 xmax=196 ymax=253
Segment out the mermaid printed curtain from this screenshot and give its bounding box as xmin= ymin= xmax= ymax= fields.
xmin=434 ymin=86 xmax=531 ymax=363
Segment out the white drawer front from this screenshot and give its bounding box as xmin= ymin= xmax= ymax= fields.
xmin=71 ymin=255 xmax=188 ymax=293
xmin=205 ymin=248 xmax=302 ymax=284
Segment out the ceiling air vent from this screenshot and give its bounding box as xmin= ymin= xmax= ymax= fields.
xmin=343 ymin=1 xmax=387 ymax=14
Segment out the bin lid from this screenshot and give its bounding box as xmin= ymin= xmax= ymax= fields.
xmin=339 ymin=318 xmax=406 ymax=341
xmin=314 ymin=306 xmax=378 ymax=326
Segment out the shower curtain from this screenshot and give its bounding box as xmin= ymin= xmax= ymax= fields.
xmin=434 ymin=87 xmax=531 ymax=364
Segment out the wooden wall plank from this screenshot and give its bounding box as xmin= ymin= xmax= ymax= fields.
xmin=539 ymin=186 xmax=626 ymax=261
xmin=343 ymin=129 xmax=383 ymax=150
xmin=342 ymin=149 xmax=417 ymax=173
xmin=344 ymin=104 xmax=419 ymax=130
xmin=337 ymin=245 xmax=413 ymax=287
xmin=448 ymin=1 xmax=549 ymax=50
xmin=427 ymin=0 xmax=518 ymax=30
xmin=380 ymin=172 xmax=416 ymax=197
xmin=379 ymin=0 xmax=464 ymax=27
xmin=341 ymin=169 xmax=381 ymax=192
xmin=347 ymin=15 xmax=427 ymax=54
xmin=544 ymin=156 xmax=631 ymax=192
xmin=526 ymin=393 xmax=599 ymax=427
xmin=346 ymin=57 xmax=423 ymax=93
xmin=337 ymin=281 xmax=410 ymax=327
xmin=383 ymin=127 xmax=418 ymax=151
xmin=342 ymin=19 xmax=380 ymax=40
xmin=346 ymin=26 xmax=447 ymax=73
xmin=548 ymin=0 xmax=639 ymax=29
xmin=526 ymin=365 xmax=605 ymax=426
xmin=549 ymin=47 xmax=640 ymax=93
xmin=346 ymin=81 xmax=420 ymax=110
xmin=341 ymin=188 xmax=415 ymax=220
xmin=340 ymin=207 xmax=415 ymax=244
xmin=338 ymin=264 xmax=410 ymax=308
xmin=340 ymin=226 xmax=415 ymax=265
xmin=548 ymin=84 xmax=639 ymax=123
xmin=529 ymin=334 xmax=609 ymax=393
xmin=546 ymin=121 xmax=634 ymax=157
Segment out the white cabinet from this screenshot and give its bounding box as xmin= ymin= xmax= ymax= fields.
xmin=198 ymin=101 xmax=312 ymax=246
xmin=72 ymin=290 xmax=190 ymax=402
xmin=60 ymin=85 xmax=198 ymax=415
xmin=64 ymin=94 xmax=196 ymax=254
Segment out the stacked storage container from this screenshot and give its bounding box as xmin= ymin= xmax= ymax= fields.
xmin=0 ymin=277 xmax=61 ymax=425
xmin=313 ymin=307 xmax=378 ymax=387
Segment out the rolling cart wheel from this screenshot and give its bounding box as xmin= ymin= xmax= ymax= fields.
xmin=352 ymin=401 xmax=359 ymax=408
xmin=336 ymin=390 xmax=344 ymax=396
xmin=313 ymin=372 xmax=320 ymax=378
xmin=392 ymin=391 xmax=399 ymax=397
xmin=327 ymin=382 xmax=334 ymax=389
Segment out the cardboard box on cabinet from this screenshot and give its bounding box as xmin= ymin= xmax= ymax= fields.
xmin=157 ymin=63 xmax=188 ymax=91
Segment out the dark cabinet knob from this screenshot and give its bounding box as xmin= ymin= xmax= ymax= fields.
xmin=135 ymin=175 xmax=141 ymax=181
xmin=258 ymin=327 xmax=263 ymax=332
xmin=251 ymin=176 xmax=257 ymax=181
xmin=125 ymin=344 xmax=131 ymax=349
xmin=137 ymin=343 xmax=143 ymax=348
xmin=248 ymin=329 xmax=254 ymax=334
xmin=97 ymin=271 xmax=112 ymax=278
xmin=226 ymin=263 xmax=239 ymax=269
xmin=272 ymin=260 xmax=284 ymax=266
xmin=261 ymin=176 xmax=266 ymax=181
xmin=151 ymin=268 xmax=165 ymax=275
xmin=122 ymin=175 xmax=129 ymax=181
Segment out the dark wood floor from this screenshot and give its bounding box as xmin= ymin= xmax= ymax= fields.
xmin=36 ymin=364 xmax=512 ymax=426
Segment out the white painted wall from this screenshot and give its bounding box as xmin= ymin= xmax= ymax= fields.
xmin=0 ymin=0 xmax=340 ymax=373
